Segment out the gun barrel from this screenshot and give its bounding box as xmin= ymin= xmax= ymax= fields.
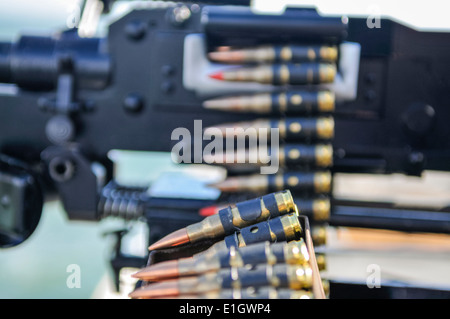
xmin=0 ymin=34 xmax=111 ymax=90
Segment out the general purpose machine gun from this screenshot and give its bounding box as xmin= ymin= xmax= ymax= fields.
xmin=0 ymin=0 xmax=449 ymax=299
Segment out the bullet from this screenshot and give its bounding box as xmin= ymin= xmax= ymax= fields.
xmin=203 ymin=213 xmax=303 ymax=254
xmin=204 ymin=117 xmax=335 ymax=141
xmin=208 ymin=45 xmax=339 ymax=64
xmin=315 ymin=253 xmax=327 ymax=271
xmin=202 ymin=144 xmax=333 ymax=168
xmin=133 ymin=240 xmax=310 ymax=281
xmin=146 ymin=228 xmax=191 ymax=251
xmin=203 ymin=91 xmax=335 ymax=114
xmin=282 ymin=144 xmax=333 ymax=168
xmin=322 ymin=279 xmax=330 ymax=297
xmin=129 ymin=263 xmax=313 ymax=298
xmin=214 ymin=46 xmax=234 ymax=52
xmin=209 ymin=171 xmax=332 ymax=195
xmin=209 ymin=63 xmax=336 ymax=85
xmin=198 ymin=204 xmax=224 ymax=217
xmin=200 ymin=197 xmax=331 ymax=222
xmin=312 ymin=226 xmax=327 ymax=246
xmin=148 ymin=190 xmax=297 ymax=250
xmin=168 ymin=287 xmax=314 ymax=299
xmin=295 ymin=197 xmax=331 ymax=222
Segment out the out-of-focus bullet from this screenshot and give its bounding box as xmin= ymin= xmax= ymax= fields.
xmin=203 ymin=91 xmax=335 ymax=114
xmin=281 ymin=144 xmax=333 ymax=168
xmin=315 ymin=253 xmax=327 ymax=271
xmin=133 ymin=240 xmax=310 ymax=281
xmin=322 ymin=279 xmax=330 ymax=297
xmin=295 ymin=197 xmax=331 ymax=222
xmin=208 ymin=45 xmax=338 ymax=64
xmin=129 ymin=263 xmax=313 ymax=298
xmin=202 ymin=213 xmax=303 ymax=255
xmin=202 ymin=144 xmax=333 ymax=168
xmin=214 ymin=46 xmax=234 ymax=52
xmin=209 ymin=63 xmax=336 ymax=85
xmin=168 ymin=287 xmax=314 ymax=299
xmin=204 ymin=117 xmax=335 ymax=141
xmin=312 ymin=226 xmax=327 ymax=246
xmin=198 ymin=204 xmax=225 ymax=217
xmin=200 ymin=197 xmax=331 ymax=222
xmin=148 ymin=190 xmax=297 ymax=250
xmin=209 ymin=171 xmax=332 ymax=195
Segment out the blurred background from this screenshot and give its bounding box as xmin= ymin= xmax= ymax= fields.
xmin=0 ymin=0 xmax=449 ymax=299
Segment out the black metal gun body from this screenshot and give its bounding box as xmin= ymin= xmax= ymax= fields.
xmin=0 ymin=7 xmax=449 ymax=172
xmin=0 ymin=4 xmax=449 ymax=243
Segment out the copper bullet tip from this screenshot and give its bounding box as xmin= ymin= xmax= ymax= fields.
xmin=148 ymin=228 xmax=190 ymax=251
xmin=208 ymin=51 xmax=227 ymax=62
xmin=208 ymin=51 xmax=246 ymax=63
xmin=132 ymin=260 xmax=180 ymax=281
xmin=129 ymin=281 xmax=179 ymax=299
xmin=207 ymin=178 xmax=239 ymax=192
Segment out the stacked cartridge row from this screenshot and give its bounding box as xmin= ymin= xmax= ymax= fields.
xmin=201 ymin=43 xmax=337 ymax=280
xmin=130 ymin=191 xmax=326 ymax=299
xmin=131 ymin=41 xmax=340 ymax=299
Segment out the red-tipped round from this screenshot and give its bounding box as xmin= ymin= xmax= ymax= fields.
xmin=199 ymin=205 xmax=219 ymax=217
xmin=208 ymin=71 xmax=224 ymax=80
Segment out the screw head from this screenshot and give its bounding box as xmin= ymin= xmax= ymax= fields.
xmin=364 ymin=72 xmax=376 ymax=84
xmin=125 ymin=20 xmax=146 ymax=40
xmin=83 ymin=100 xmax=96 ymax=112
xmin=45 ymin=115 xmax=75 ymax=145
xmin=1 ymin=195 xmax=10 ymax=209
xmin=402 ymin=103 xmax=436 ymax=137
xmin=161 ymin=65 xmax=175 ymax=76
xmin=123 ymin=93 xmax=144 ymax=113
xmin=161 ymin=81 xmax=175 ymax=94
xmin=364 ymin=89 xmax=376 ymax=101
xmin=409 ymin=151 xmax=424 ymax=164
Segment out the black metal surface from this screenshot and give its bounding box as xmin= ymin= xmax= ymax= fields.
xmin=329 ymin=199 xmax=450 ymax=234
xmin=0 ymin=7 xmax=448 ymax=179
xmin=0 ymin=154 xmax=43 ymax=247
xmin=104 ymin=228 xmax=147 ymax=291
xmin=203 ymin=6 xmax=347 ymax=48
xmin=40 ymin=146 xmax=101 ymax=221
xmin=334 ymin=18 xmax=450 ymax=175
xmin=0 ymin=4 xmax=448 ymax=299
xmin=1 ymin=31 xmax=111 ymax=91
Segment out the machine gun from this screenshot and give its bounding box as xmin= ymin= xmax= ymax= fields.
xmin=0 ymin=0 xmax=449 ymax=298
